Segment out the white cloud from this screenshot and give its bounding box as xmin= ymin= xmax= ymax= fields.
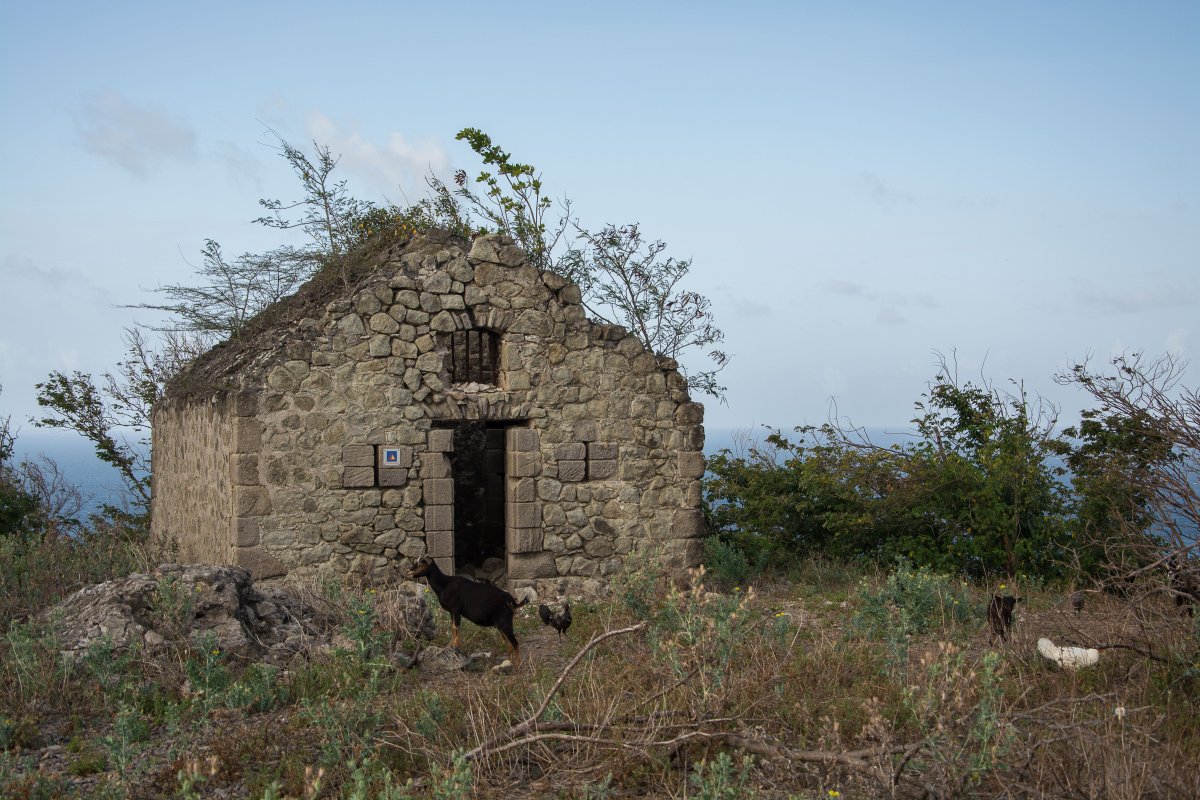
xmin=823 ymin=279 xmax=869 ymax=298
xmin=75 ymin=89 xmax=197 ymax=177
xmin=305 ymin=112 xmax=449 ymax=197
xmin=1164 ymin=328 xmax=1190 ymax=358
xmin=257 ymin=93 xmax=294 ymax=128
xmin=1076 ymin=278 xmax=1199 ymax=314
xmin=214 ymin=140 xmax=266 ymax=189
xmin=1 ymin=253 xmax=104 ymax=295
xmin=859 ymin=171 xmax=915 ymax=209
xmin=818 ymin=278 xmax=940 ymax=322
xmin=712 ymin=282 xmax=771 ymax=318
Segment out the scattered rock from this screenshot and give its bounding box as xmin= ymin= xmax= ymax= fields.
xmin=416 ymin=645 xmax=470 ymax=673
xmin=43 ymin=563 xmax=433 ymax=669
xmin=465 ymin=651 xmax=494 ymax=672
xmin=512 ymin=586 xmax=539 ymax=606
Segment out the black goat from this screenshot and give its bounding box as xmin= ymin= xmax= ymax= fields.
xmin=409 ymin=557 xmax=529 ymax=666
xmin=987 ymin=595 xmax=1017 ymax=643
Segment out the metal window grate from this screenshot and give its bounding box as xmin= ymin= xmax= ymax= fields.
xmin=450 ymin=329 xmax=499 ymax=384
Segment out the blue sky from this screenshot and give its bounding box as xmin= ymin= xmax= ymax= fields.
xmin=2 ymin=1 xmax=1197 ymax=444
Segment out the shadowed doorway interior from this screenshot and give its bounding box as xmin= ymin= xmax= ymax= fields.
xmin=442 ymin=421 xmax=507 ymax=583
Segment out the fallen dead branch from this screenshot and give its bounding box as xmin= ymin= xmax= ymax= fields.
xmin=464 ymin=620 xmax=648 ymax=760
xmin=462 ymin=619 xmax=926 ymax=793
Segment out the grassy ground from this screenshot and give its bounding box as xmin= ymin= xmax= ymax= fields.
xmin=1 ymin=546 xmax=1198 ymax=799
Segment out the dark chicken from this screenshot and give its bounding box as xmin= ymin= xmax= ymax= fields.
xmin=538 ymin=602 xmax=572 ymax=637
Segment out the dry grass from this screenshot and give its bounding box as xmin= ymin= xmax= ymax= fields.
xmin=2 ymin=561 xmax=1198 ymax=798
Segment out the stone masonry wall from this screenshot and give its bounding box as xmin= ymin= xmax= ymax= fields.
xmin=150 ymin=397 xmax=237 ymax=565
xmin=154 ymin=232 xmax=705 ymax=589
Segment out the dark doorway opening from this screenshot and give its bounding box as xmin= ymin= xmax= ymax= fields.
xmin=441 ymin=421 xmax=507 ymax=583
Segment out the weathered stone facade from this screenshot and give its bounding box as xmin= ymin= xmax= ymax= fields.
xmin=151 ymin=231 xmax=705 ymax=590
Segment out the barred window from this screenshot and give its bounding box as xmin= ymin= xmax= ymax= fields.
xmin=449 ymin=329 xmax=500 ymax=384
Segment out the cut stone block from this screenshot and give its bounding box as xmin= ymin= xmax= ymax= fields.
xmin=555 ymin=442 xmax=586 ymax=461
xmin=421 ymin=452 xmax=450 ymax=479
xmin=424 ymin=478 xmax=453 ymax=505
xmin=678 ymin=451 xmax=706 ymax=479
xmin=506 ymin=501 xmax=542 ymax=529
xmin=588 ymin=442 xmax=618 ymax=461
xmin=342 ymin=467 xmax=375 ymax=488
xmin=233 ymin=518 xmax=259 ymax=547
xmin=233 ymin=390 xmax=259 ymax=417
xmin=425 ymin=504 xmax=453 ymax=531
xmin=379 ymin=468 xmax=408 ymax=487
xmin=234 ymin=486 xmax=272 ymax=516
xmin=427 ymin=529 xmax=454 ymax=558
xmin=508 ymin=451 xmax=541 ymax=478
xmin=508 ymin=478 xmax=535 ymax=503
xmin=427 ymin=429 xmax=455 ymax=452
xmin=234 ymin=419 xmax=264 ymax=453
xmin=233 ymin=453 xmax=259 ymax=486
xmin=508 ymin=551 xmax=557 ymax=578
xmin=234 ymin=546 xmax=288 ymax=579
xmin=343 ymin=444 xmax=375 ymax=467
xmin=558 ymin=460 xmax=586 ymax=482
xmin=670 ymin=509 xmax=706 ymax=538
xmin=509 ymin=527 xmax=543 ymax=553
xmin=508 ymin=428 xmax=539 ymax=452
xmin=588 ymin=459 xmax=618 ymax=480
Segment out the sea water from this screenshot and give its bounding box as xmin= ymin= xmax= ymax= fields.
xmin=7 ymin=425 xmax=919 ymax=521
xmin=9 ymin=429 xmax=139 ymax=519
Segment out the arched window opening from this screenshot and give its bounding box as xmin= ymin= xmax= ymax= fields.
xmin=450 ymin=329 xmax=500 ymax=385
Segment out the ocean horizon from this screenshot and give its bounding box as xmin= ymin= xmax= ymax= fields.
xmin=9 ymin=428 xmax=141 ymax=519
xmin=9 ymin=425 xmax=922 ymax=520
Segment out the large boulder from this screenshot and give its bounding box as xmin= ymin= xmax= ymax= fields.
xmin=45 ymin=563 xmax=432 ymax=668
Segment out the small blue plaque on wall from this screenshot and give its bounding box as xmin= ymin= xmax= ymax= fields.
xmin=382 ymin=448 xmax=401 ymax=465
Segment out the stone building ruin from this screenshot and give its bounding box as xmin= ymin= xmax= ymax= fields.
xmin=150 ymin=231 xmax=706 ymax=591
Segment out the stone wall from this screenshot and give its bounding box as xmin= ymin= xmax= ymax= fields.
xmin=152 ymin=232 xmax=705 ymax=589
xmin=150 ymin=397 xmax=237 ymax=565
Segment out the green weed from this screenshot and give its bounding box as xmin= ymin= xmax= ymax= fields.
xmin=431 ymin=749 xmax=472 ymax=800
xmin=688 ymin=751 xmax=755 ymax=800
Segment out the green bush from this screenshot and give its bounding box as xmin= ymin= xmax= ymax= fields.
xmin=851 ymin=562 xmax=981 ymax=673
xmin=701 ymin=535 xmax=754 ymax=589
xmin=703 ymin=367 xmax=1078 ymax=581
xmin=854 ymin=561 xmax=978 ymax=639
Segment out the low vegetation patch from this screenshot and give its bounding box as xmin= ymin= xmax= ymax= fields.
xmin=0 ymin=552 xmax=1196 ymax=798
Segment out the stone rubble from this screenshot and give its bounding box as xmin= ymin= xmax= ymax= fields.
xmin=44 ymin=563 xmax=432 ymax=670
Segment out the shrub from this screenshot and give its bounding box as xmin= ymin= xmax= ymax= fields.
xmin=854 ymin=561 xmax=978 ymax=638
xmin=702 ymin=535 xmax=754 ymax=589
